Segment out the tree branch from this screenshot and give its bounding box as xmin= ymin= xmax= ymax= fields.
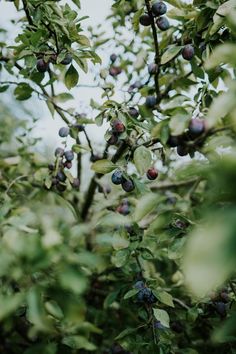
xmin=150 ymin=178 xmax=200 ymax=191
xmin=145 ymin=0 xmax=160 ymax=100
xmin=22 ymin=0 xmax=34 ymax=27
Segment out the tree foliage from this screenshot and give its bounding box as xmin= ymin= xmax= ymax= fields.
xmin=0 ymin=0 xmax=236 ymax=353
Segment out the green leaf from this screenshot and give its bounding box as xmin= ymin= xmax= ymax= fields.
xmin=169 ymin=113 xmax=189 ymax=136
xmin=123 ymin=288 xmax=139 ymax=300
xmin=134 ymin=193 xmax=159 ymax=222
xmin=14 ymin=83 xmax=33 ymax=101
xmin=134 ymin=200 xmax=157 ymax=228
xmin=27 ymin=288 xmax=52 ymax=331
xmin=133 ymin=146 xmax=152 ymax=175
xmin=115 ymin=327 xmax=138 ymax=340
xmin=161 ymin=46 xmax=182 ymax=65
xmin=54 ymin=93 xmax=73 ymax=103
xmin=45 ymin=301 xmax=64 ymax=320
xmin=112 ymin=248 xmax=130 ymax=268
xmin=0 ymin=85 xmax=9 ymax=93
xmin=183 ymin=209 xmax=236 ymax=298
xmin=65 ymin=64 xmax=79 ymax=90
xmin=153 ymin=308 xmax=170 ymax=328
xmin=153 ymin=290 xmax=174 ymax=307
xmin=91 ymin=159 xmax=116 ymax=174
xmin=71 ymin=0 xmax=81 ymax=8
xmin=59 ymin=267 xmax=87 ymax=295
xmin=62 ymin=336 xmax=96 ymax=351
xmin=205 ymin=44 xmax=236 ymax=69
xmin=132 ymin=9 xmax=143 ymax=32
xmin=0 ymin=293 xmax=24 ymax=321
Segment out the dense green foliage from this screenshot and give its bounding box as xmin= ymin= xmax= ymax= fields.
xmin=0 ymin=0 xmax=236 ymax=353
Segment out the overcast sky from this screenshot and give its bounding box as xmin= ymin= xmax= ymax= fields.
xmin=0 ymin=1 xmax=113 ymax=151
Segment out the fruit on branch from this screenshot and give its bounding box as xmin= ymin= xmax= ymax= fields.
xmin=134 ymin=280 xmax=145 ymax=290
xmin=156 ymin=16 xmax=170 ymax=31
xmin=139 ymin=14 xmax=152 ymax=26
xmin=64 ymin=150 xmax=74 ymax=161
xmin=59 ymin=126 xmax=69 ymax=138
xmin=112 ymin=119 xmax=125 ymax=134
xmin=182 ymin=44 xmax=195 ymax=61
xmin=128 ymin=107 xmax=139 ymax=118
xmin=50 ymin=54 xmax=57 ymax=64
xmin=61 ymin=53 xmax=72 ymax=65
xmin=110 ymin=53 xmax=117 ymax=63
xmin=167 ymin=135 xmax=179 ymax=147
xmin=146 ymin=167 xmax=158 ymax=180
xmin=109 ymin=66 xmax=122 ymax=77
xmin=111 ymin=169 xmax=124 ymax=185
xmin=137 ymin=287 xmax=157 ymax=304
xmin=145 ymin=95 xmax=157 ymax=108
xmin=73 ymin=124 xmax=84 ymax=131
xmin=107 ymin=133 xmax=119 ymax=145
xmin=57 ymin=171 xmax=67 ymax=182
xmin=64 ymin=161 xmax=72 ymax=169
xmin=121 ymin=178 xmax=135 ymax=193
xmin=55 ymin=147 xmax=64 ymax=157
xmin=188 ymin=118 xmax=205 ymax=138
xmin=214 ymin=302 xmax=227 ymax=318
xmin=152 ymin=1 xmax=167 ymax=16
xmin=56 ymin=183 xmax=67 ymax=192
xmin=116 ymin=202 xmax=130 ymax=215
xmin=48 ymin=163 xmax=54 ymax=171
xmin=36 ymin=59 xmax=49 ymax=73
xmin=154 ymin=321 xmax=166 ymax=330
xmin=177 ymin=145 xmax=189 ymax=157
xmin=148 ymin=63 xmax=158 ymax=75
xmin=220 ymin=291 xmax=229 ymax=303
xmin=71 ymin=178 xmax=80 ymax=189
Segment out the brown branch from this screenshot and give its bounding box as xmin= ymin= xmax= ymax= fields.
xmin=145 ymin=0 xmax=160 ymax=100
xmin=22 ymin=0 xmax=34 ymax=27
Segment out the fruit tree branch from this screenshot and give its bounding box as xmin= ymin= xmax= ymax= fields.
xmin=145 ymin=0 xmax=160 ymax=100
xmin=81 ymin=141 xmax=128 ymax=221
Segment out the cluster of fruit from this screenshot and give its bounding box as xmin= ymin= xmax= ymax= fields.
xmin=140 ymin=1 xmax=169 ymax=31
xmin=36 ymin=53 xmax=72 ymax=73
xmin=112 ymin=165 xmax=158 ymax=193
xmin=134 ymin=280 xmax=157 ymax=304
xmin=111 ymin=169 xmax=135 ymax=193
xmin=209 ymin=288 xmax=230 ymax=318
xmin=140 ymin=1 xmax=195 ymax=59
xmin=107 ymin=119 xmax=126 ymax=146
xmin=48 ymin=126 xmax=79 ymax=192
xmin=168 ymin=118 xmax=206 ymax=157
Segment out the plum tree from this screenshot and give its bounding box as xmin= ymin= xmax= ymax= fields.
xmin=0 ymin=0 xmax=236 ymax=353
